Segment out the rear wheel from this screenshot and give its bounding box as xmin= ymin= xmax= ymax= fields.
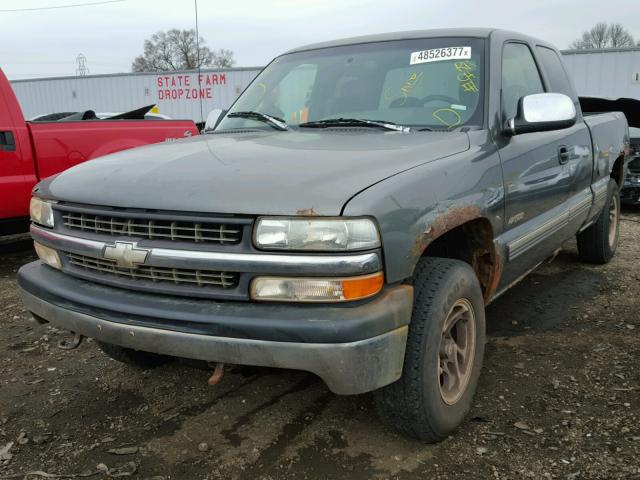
xmin=96 ymin=341 xmax=173 ymax=368
xmin=577 ymin=179 xmax=620 ymax=264
xmin=374 ymin=257 xmax=485 ymax=442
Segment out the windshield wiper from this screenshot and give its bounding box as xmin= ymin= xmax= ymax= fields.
xmin=298 ymin=118 xmax=410 ymax=132
xmin=226 ymin=111 xmax=288 ymax=131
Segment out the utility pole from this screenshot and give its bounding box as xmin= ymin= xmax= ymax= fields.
xmin=75 ymin=54 xmax=89 ymax=76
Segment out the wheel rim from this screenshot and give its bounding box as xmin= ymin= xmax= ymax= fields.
xmin=438 ymin=298 xmax=476 ymax=405
xmin=608 ymin=193 xmax=619 ymax=249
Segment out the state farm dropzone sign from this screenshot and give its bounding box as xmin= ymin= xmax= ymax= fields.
xmin=156 ymin=73 xmax=227 ymax=101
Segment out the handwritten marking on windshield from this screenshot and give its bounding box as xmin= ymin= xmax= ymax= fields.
xmin=454 ymin=61 xmax=476 ymax=71
xmin=432 ymin=108 xmax=462 ymax=129
xmin=454 ymin=61 xmax=479 ymax=94
xmin=384 ymin=71 xmax=424 ymax=105
xmin=458 ymin=72 xmax=479 ymax=93
xmin=401 ymin=72 xmax=424 ymax=98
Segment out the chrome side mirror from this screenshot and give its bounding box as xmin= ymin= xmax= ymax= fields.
xmin=204 ymin=108 xmax=226 ymax=132
xmin=504 ymin=93 xmax=576 ymax=136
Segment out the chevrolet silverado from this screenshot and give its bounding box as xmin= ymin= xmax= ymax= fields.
xmin=18 ymin=29 xmax=631 ymax=441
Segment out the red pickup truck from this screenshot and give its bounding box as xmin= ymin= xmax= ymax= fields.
xmin=0 ymin=68 xmax=199 ymax=238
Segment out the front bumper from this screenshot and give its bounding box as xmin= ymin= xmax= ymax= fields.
xmin=18 ymin=261 xmax=413 ymax=394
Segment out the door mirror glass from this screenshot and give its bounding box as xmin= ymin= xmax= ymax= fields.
xmin=505 ymin=93 xmax=576 ymax=136
xmin=204 ymin=108 xmax=226 ymax=132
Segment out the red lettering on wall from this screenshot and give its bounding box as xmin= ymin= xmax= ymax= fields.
xmin=155 ymin=74 xmax=221 ymax=102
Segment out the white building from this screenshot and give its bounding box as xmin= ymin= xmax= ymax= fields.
xmin=10 ymin=67 xmax=262 ymax=122
xmin=561 ymin=47 xmax=640 ymax=99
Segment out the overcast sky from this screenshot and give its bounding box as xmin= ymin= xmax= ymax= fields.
xmin=2 ymin=0 xmax=639 ymax=80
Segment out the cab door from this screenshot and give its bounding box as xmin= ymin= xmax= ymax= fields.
xmin=495 ymin=42 xmax=582 ymax=287
xmin=534 ymin=45 xmax=593 ymax=233
xmin=0 ymin=83 xmax=33 ymax=223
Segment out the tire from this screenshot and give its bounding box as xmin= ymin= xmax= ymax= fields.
xmin=577 ymin=179 xmax=620 ymax=264
xmin=374 ymin=257 xmax=486 ymax=442
xmin=96 ymin=341 xmax=173 ymax=368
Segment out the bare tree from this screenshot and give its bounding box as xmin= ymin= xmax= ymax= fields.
xmin=570 ymin=23 xmax=635 ymax=49
xmin=570 ymin=22 xmax=610 ymax=49
xmin=608 ymin=23 xmax=635 ymax=48
xmin=212 ymin=49 xmax=235 ymax=68
xmin=132 ymin=29 xmax=234 ymax=72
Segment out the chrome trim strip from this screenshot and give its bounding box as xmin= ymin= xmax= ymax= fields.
xmin=593 ymin=177 xmax=609 ymax=203
xmin=20 ymin=288 xmax=408 ymax=395
xmin=30 ymin=225 xmax=382 ymax=276
xmin=32 ymin=225 xmax=105 ymax=252
xmin=508 ymin=212 xmax=568 ymax=260
xmin=570 ymin=191 xmax=593 ymax=219
xmin=507 ymin=189 xmax=593 ymax=261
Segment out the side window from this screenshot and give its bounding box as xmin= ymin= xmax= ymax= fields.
xmin=535 ymin=46 xmax=575 ymax=97
xmin=501 ymin=43 xmax=544 ymax=120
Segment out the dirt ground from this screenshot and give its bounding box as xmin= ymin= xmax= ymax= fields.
xmin=1 ymin=208 xmax=639 ymax=480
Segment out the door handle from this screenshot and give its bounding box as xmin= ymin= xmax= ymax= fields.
xmin=558 ymin=145 xmax=569 ymax=165
xmin=0 ymin=131 xmax=16 ymax=152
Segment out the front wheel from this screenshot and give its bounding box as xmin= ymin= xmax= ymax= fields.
xmin=374 ymin=257 xmax=486 ymax=442
xmin=577 ymin=179 xmax=620 ymax=264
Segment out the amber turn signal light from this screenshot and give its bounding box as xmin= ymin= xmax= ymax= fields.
xmin=251 ymin=272 xmax=384 ymax=302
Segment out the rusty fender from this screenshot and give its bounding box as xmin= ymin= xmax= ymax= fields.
xmin=410 ymin=205 xmax=482 ymax=260
xmin=409 ymin=204 xmax=502 ymax=303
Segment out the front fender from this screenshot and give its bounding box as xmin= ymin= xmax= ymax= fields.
xmin=342 ymin=131 xmax=505 ymax=283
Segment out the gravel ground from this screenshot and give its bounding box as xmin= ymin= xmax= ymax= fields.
xmin=1 ymin=207 xmax=639 ymax=480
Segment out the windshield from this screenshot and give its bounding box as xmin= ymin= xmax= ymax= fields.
xmin=217 ymin=37 xmax=485 ymax=132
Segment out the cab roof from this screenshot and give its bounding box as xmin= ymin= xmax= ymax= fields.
xmin=285 ymin=28 xmax=544 ymax=54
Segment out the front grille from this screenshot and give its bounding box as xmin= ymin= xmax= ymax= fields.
xmin=61 ymin=212 xmax=242 ymax=244
xmin=66 ymin=252 xmax=238 ymax=289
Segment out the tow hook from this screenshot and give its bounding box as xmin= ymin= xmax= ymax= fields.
xmin=207 ymin=362 xmax=225 ymax=386
xmin=57 ymin=331 xmax=83 ymax=350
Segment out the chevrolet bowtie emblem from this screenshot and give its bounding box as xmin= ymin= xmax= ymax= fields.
xmin=103 ymin=241 xmax=150 ymax=268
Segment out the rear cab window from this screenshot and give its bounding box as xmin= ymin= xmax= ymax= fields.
xmin=535 ymin=46 xmax=576 ymax=98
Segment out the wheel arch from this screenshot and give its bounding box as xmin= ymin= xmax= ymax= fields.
xmin=610 ymin=154 xmax=625 ymax=187
xmin=411 ymin=211 xmax=502 ymax=304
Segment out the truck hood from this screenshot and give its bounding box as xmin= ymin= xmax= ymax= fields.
xmin=43 ymin=130 xmax=470 ymax=216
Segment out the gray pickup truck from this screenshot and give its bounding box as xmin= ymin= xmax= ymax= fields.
xmin=18 ymin=28 xmax=631 ymax=441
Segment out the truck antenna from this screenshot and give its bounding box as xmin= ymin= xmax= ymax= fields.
xmin=194 ymin=0 xmax=204 ymax=126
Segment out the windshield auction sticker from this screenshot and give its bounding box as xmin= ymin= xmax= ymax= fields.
xmin=410 ymin=47 xmax=471 ymax=65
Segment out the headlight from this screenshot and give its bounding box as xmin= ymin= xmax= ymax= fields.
xmin=251 ymin=272 xmax=384 ymax=302
xmin=254 ymin=217 xmax=380 ymax=251
xmin=34 ymin=241 xmax=62 ymax=270
xmin=29 ymin=197 xmax=56 ymax=228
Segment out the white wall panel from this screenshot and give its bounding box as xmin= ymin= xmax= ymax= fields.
xmin=10 ymin=67 xmax=261 ymax=122
xmin=561 ymin=49 xmax=640 ymax=100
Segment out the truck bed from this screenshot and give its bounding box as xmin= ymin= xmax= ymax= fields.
xmin=583 ymin=111 xmax=629 ymax=157
xmin=27 ymin=119 xmax=196 ymax=179
xmin=0 ymin=66 xmax=199 ymax=235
